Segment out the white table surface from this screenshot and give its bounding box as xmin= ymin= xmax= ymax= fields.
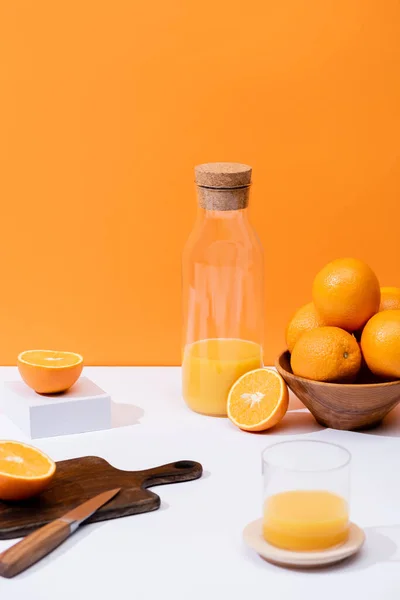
xmin=0 ymin=366 xmax=400 ymax=600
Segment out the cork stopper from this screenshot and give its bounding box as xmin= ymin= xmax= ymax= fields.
xmin=194 ymin=162 xmax=252 ymax=211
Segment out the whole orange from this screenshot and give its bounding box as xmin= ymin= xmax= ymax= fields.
xmin=312 ymin=258 xmax=380 ymax=332
xmin=291 ymin=326 xmax=361 ymax=383
xmin=379 ymin=287 xmax=400 ymax=312
xmin=285 ymin=302 xmax=326 ymax=353
xmin=361 ymin=310 xmax=400 ymax=380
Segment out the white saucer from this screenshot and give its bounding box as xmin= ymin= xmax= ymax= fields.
xmin=243 ymin=519 xmax=365 ymax=568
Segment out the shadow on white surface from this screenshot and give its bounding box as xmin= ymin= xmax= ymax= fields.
xmin=361 ymin=404 xmax=400 ymax=438
xmin=340 ymin=525 xmax=400 ymax=571
xmin=264 ymin=410 xmax=324 ymax=436
xmin=11 ymin=500 xmax=172 ymax=580
xmin=9 ymin=520 xmax=108 ymax=580
xmin=111 ymin=402 xmax=144 ymax=428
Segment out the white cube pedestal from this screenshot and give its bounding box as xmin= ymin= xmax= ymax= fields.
xmin=0 ymin=377 xmax=112 ymax=439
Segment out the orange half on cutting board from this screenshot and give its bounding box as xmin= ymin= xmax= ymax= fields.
xmin=0 ymin=441 xmax=56 ymax=501
xmin=17 ymin=350 xmax=83 ymax=394
xmin=227 ymin=368 xmax=289 ymax=432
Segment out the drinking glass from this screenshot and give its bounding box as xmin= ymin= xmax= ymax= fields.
xmin=262 ymin=440 xmax=351 ymax=551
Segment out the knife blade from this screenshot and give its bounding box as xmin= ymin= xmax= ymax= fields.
xmin=60 ymin=488 xmax=121 ymax=533
xmin=0 ymin=487 xmax=121 ymax=578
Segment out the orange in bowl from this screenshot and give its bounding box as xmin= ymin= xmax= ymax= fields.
xmin=17 ymin=350 xmax=83 ymax=394
xmin=285 ymin=302 xmax=326 ymax=353
xmin=379 ymin=287 xmax=400 ymax=312
xmin=312 ymin=257 xmax=380 ymax=332
xmin=291 ymin=326 xmax=361 ymax=383
xmin=361 ymin=310 xmax=400 ymax=380
xmin=0 ymin=440 xmax=56 ymax=501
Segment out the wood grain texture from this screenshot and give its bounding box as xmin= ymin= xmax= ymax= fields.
xmin=0 ymin=519 xmax=70 ymax=578
xmin=276 ymin=351 xmax=400 ymax=431
xmin=0 ymin=457 xmax=202 ymax=540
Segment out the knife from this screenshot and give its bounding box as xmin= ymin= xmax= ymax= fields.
xmin=0 ymin=487 xmax=121 ymax=578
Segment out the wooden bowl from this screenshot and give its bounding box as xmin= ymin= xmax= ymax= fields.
xmin=275 ymin=351 xmax=400 ymax=431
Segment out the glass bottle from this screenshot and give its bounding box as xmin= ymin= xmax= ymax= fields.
xmin=182 ymin=162 xmax=264 ymax=417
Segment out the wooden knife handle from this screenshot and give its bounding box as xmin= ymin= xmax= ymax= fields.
xmin=0 ymin=519 xmax=71 ymax=578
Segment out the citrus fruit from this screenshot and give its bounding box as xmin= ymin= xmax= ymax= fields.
xmin=285 ymin=302 xmax=326 ymax=353
xmin=227 ymin=368 xmax=288 ymax=432
xmin=312 ymin=258 xmax=380 ymax=332
xmin=290 ymin=326 xmax=361 ymax=383
xmin=379 ymin=287 xmax=400 ymax=312
xmin=361 ymin=310 xmax=400 ymax=380
xmin=17 ymin=350 xmax=83 ymax=394
xmin=0 ymin=440 xmax=56 ymax=501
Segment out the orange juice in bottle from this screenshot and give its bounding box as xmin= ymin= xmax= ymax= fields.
xmin=182 ymin=163 xmax=264 ymax=416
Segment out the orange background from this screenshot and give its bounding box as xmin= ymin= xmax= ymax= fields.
xmin=0 ymin=1 xmax=399 ymax=366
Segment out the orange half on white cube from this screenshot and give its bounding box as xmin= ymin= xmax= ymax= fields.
xmin=17 ymin=350 xmax=84 ymax=394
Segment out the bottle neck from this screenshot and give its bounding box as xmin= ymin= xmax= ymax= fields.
xmin=196 ymin=185 xmax=250 ymax=212
xmin=199 ymin=206 xmax=249 ymax=221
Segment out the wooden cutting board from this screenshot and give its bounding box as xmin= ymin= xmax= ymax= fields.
xmin=0 ymin=456 xmax=203 ymax=539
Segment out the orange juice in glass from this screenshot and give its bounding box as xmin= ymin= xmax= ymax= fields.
xmin=182 ymin=163 xmax=264 ymax=417
xmin=262 ymin=441 xmax=351 ymax=551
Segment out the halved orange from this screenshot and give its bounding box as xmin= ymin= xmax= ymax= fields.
xmin=227 ymin=368 xmax=289 ymax=432
xmin=17 ymin=350 xmax=83 ymax=394
xmin=0 ymin=440 xmax=56 ymax=501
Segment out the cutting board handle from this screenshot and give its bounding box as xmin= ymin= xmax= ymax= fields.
xmin=138 ymin=460 xmax=202 ymax=488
